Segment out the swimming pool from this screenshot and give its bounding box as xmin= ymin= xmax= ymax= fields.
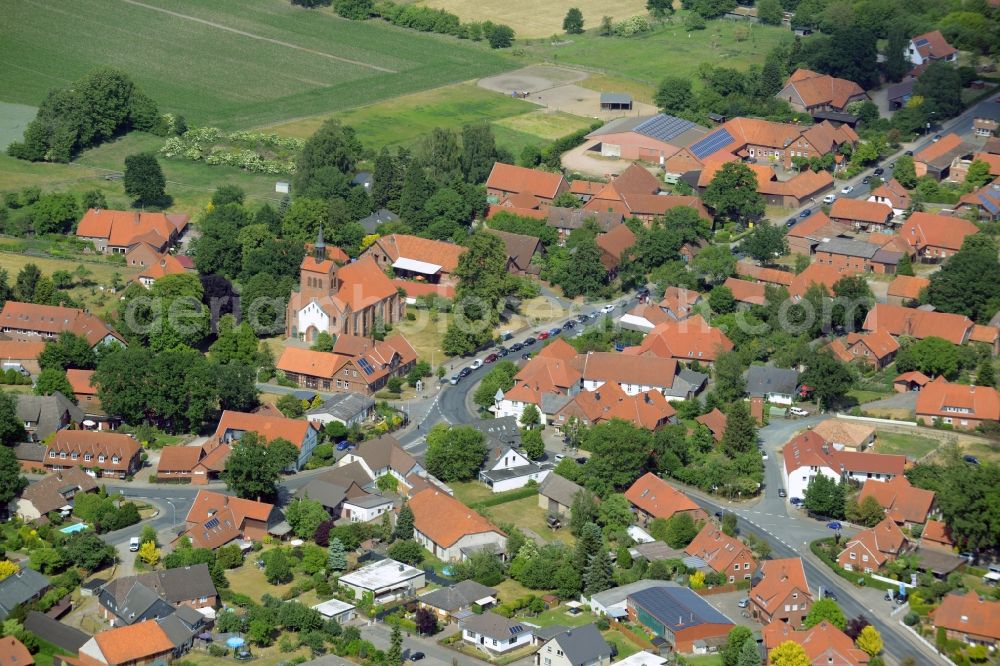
xmin=60 ymin=523 xmax=88 ymax=534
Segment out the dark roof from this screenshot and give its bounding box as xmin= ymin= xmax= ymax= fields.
xmin=0 ymin=568 xmax=49 ymax=619
xmin=101 ymin=564 xmax=217 ymax=616
xmin=744 ymin=366 xmax=799 ymax=397
xmin=811 ymin=111 xmax=859 ymax=124
xmin=629 ymin=586 xmax=733 ymax=632
xmin=537 ymin=473 xmax=584 ymax=508
xmin=534 ymin=624 xmax=570 ymax=641
xmin=305 ymin=392 xmax=375 ymax=422
xmin=974 ymin=103 xmax=1000 ymax=122
xmin=316 ymin=461 xmax=373 ymax=490
xmin=469 ymin=417 xmax=521 ymax=448
xmin=418 ymin=580 xmax=497 ymax=612
xmin=459 ymin=612 xmax=529 ymax=640
xmin=359 ymin=208 xmax=400 ymax=234
xmin=548 ymin=624 xmax=612 ymax=666
xmin=15 ymin=393 xmax=83 ymax=441
xmin=547 ymin=207 xmax=623 ymax=232
xmin=12 ymin=442 xmax=45 ymax=463
xmin=600 ymin=93 xmax=632 ymax=105
xmin=19 ymin=467 xmax=98 ymax=515
xmin=914 ymin=546 xmax=965 ymax=577
xmin=351 ymin=171 xmax=372 ymax=188
xmin=295 ymin=480 xmax=349 ymax=509
xmin=23 ymin=612 xmax=89 ymax=652
xmin=815 ymin=238 xmax=882 ymax=259
xmin=156 ymin=614 xmax=198 ymax=649
xmin=887 ymin=78 xmax=916 ymax=101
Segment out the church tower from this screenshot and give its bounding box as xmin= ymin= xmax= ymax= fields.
xmin=300 ymin=227 xmax=337 ymax=299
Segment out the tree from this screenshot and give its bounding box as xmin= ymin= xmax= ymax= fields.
xmin=976 ymin=358 xmax=996 ymax=388
xmin=805 ymin=598 xmax=846 ymax=629
xmin=663 ymin=512 xmax=698 ymax=548
xmin=855 ymin=625 xmax=883 ymax=657
xmin=0 ymin=561 xmax=19 ymax=581
xmin=885 ymin=26 xmax=909 ymax=83
xmin=39 ymin=332 xmax=96 ymax=371
xmin=138 ymin=541 xmax=160 ymax=566
xmin=966 ymin=160 xmax=993 ymax=190
xmin=223 ymin=433 xmax=285 ymax=501
xmin=914 ymin=61 xmax=963 ymax=119
xmin=736 ymin=635 xmax=762 ymax=666
xmin=32 ymin=193 xmax=80 ymax=234
xmin=486 ymin=24 xmax=515 ymax=49
xmin=803 ymin=474 xmax=845 ymax=520
xmin=722 ymin=512 xmax=738 ymax=537
xmin=722 ymin=401 xmax=757 ymax=457
xmin=63 ymin=532 xmax=115 ymax=570
xmin=742 ymin=222 xmax=788 ymax=262
xmin=893 ymin=156 xmax=917 ymax=189
xmin=654 ymin=77 xmax=694 ymax=114
xmin=723 ymin=626 xmax=755 ymax=666
xmin=294 ymin=120 xmax=362 ymax=197
xmin=570 ymin=488 xmax=600 ymax=536
xmin=520 ymin=403 xmax=541 ymax=428
xmin=703 ymin=163 xmax=765 ymax=226
xmin=123 ymin=153 xmax=166 ymax=206
xmin=584 ymin=547 xmax=614 ymax=595
xmin=928 ymin=235 xmax=1000 ymax=323
xmin=769 ymin=640 xmax=810 ymax=666
xmin=647 ymin=0 xmax=674 ymax=18
xmin=848 ymin=495 xmax=887 ymax=527
xmin=581 ymin=420 xmax=653 ymax=496
xmin=14 ymin=264 xmax=42 ymax=303
xmin=387 ymin=539 xmax=424 ymax=565
xmin=597 ymin=494 xmax=633 ymax=533
xmin=474 ymin=361 xmax=518 ymax=408
xmin=394 ymin=503 xmax=414 ymax=540
xmin=387 ymin=623 xmax=403 ymax=666
xmin=801 ymin=351 xmax=853 ymax=410
xmin=894 ymin=336 xmax=964 ymax=379
xmin=756 ymin=0 xmax=782 ymax=25
xmin=896 ymin=252 xmax=914 ymax=277
xmin=574 ymin=522 xmax=603 ymax=572
xmin=832 ymin=275 xmax=874 ymax=331
xmin=327 ymin=538 xmax=347 ymax=571
xmin=34 ymin=369 xmax=75 ymax=401
xmin=265 ymin=550 xmax=292 ymax=584
xmin=563 ymin=8 xmax=584 ymax=34
xmin=709 ymin=286 xmax=735 ymax=315
xmin=424 ymin=424 xmax=488 ymax=481
xmin=521 ymin=429 xmax=544 ymax=460
xmin=0 ymin=446 xmax=27 ymax=506
xmin=692 ymin=245 xmax=736 ymax=285
xmin=286 ymin=498 xmax=331 ymax=539
xmin=415 ymin=607 xmax=437 ymax=635
xmin=276 ymin=393 xmax=305 ymax=419
xmin=713 ymin=351 xmax=747 ymax=404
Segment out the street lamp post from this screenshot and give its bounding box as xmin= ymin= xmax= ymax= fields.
xmin=166 ymin=500 xmax=177 ymax=526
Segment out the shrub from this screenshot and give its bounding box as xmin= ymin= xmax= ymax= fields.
xmin=904 ymin=611 xmax=919 ymax=626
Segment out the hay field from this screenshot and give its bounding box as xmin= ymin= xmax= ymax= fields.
xmin=408 ymin=0 xmax=648 ymax=38
xmin=0 ymin=0 xmax=513 ymax=129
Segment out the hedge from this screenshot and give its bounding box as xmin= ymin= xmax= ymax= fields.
xmin=472 ymin=486 xmax=538 ymax=510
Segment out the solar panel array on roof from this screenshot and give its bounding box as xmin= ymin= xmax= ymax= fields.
xmin=634 ymin=114 xmax=697 ymax=143
xmin=205 ymin=517 xmax=220 ymax=530
xmin=978 ymin=194 xmax=999 ymax=215
xmin=690 ymin=128 xmax=735 ymax=160
xmin=629 ymin=586 xmax=732 ymax=631
xmin=509 ymin=625 xmax=524 ymax=635
xmin=358 ymin=358 xmax=375 ymax=375
xmin=915 ymin=38 xmax=929 ymax=46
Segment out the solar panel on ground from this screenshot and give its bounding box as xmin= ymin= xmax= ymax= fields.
xmin=634 ymin=114 xmax=697 ymax=143
xmin=690 ymin=128 xmax=735 ymax=160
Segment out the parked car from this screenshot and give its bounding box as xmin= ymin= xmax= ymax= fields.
xmin=129 ymin=537 xmax=140 ymax=552
xmin=636 ymin=287 xmax=650 ymax=299
xmin=449 ymin=374 xmax=460 ymax=385
xmin=549 ymin=327 xmax=562 ymax=336
xmin=409 ymin=653 xmax=425 ymax=662
xmin=822 ymin=194 xmax=836 ymax=204
xmin=537 ymin=331 xmax=550 ymax=341
xmin=600 ymin=304 xmax=616 ymax=314
xmin=841 ymin=185 xmax=855 ymax=194
xmin=790 ymin=497 xmax=804 ymax=506
xmin=799 ymin=208 xmax=812 ymax=218
xmin=904 ymin=150 xmax=914 ymax=156
xmin=554 ymin=454 xmax=566 ymax=463
xmin=577 ymin=314 xmax=589 ymax=323
xmin=576 ymin=457 xmax=588 ymax=465
xmin=932 ymin=134 xmax=942 ymax=142
xmin=497 ymin=347 xmax=509 ymax=357
xmin=778 ymin=488 xmax=787 ymax=498
xmin=788 ymin=406 xmax=809 ymax=416
xmin=738 ymin=598 xmax=750 ymax=608
xmin=823 ymin=590 xmax=838 ymax=600
xmin=510 ymin=342 xmax=524 ymax=352
xmin=336 ymin=440 xmax=353 ymax=451
xmin=524 ymin=337 xmax=537 ymax=346
xmin=786 ymin=218 xmax=797 ymax=227
xmin=459 ymin=367 xmax=472 ymax=378
xmin=521 ymin=353 xmax=531 ymax=360
xmin=873 ymin=167 xmax=885 ymax=176
xmin=862 ymin=175 xmax=872 ymax=184
xmin=827 ymin=521 xmax=842 ymax=530
xmin=588 ymin=312 xmax=600 ymax=320
xmin=761 ymin=450 xmax=769 ymax=460
xmin=501 ymin=331 xmax=514 ymax=341
xmin=963 ymin=454 xmax=981 ymax=465
xmin=563 ymin=320 xmax=576 ymax=329
xmin=484 ymin=353 xmax=498 ymax=364
xmin=471 ymin=359 xmax=483 ymax=370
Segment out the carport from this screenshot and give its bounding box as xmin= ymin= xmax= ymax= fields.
xmin=600 ymin=92 xmax=633 ymax=111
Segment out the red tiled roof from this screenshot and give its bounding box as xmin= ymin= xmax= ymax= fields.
xmin=916 ymin=377 xmax=1000 ymax=422
xmin=596 ymin=224 xmax=637 ymax=269
xmin=828 ymin=198 xmax=893 ymax=224
xmin=762 ymin=620 xmax=869 ymax=665
xmin=488 ymin=204 xmax=548 ymax=220
xmin=899 ymin=212 xmax=980 ymax=253
xmin=47 ymin=431 xmax=139 ymax=472
xmin=213 ymin=410 xmax=313 ymax=448
xmin=658 ymin=287 xmax=702 ymax=318
xmin=974 ymin=152 xmax=1000 ymax=176
xmin=0 ymin=301 xmax=124 ymax=347
xmin=695 ymin=408 xmax=727 ymax=441
xmin=580 ymin=351 xmax=679 ymax=389
xmin=723 ymin=278 xmax=766 ymax=305
xmin=932 ymin=591 xmax=1000 ymax=642
xmin=839 ymin=517 xmax=907 ymax=567
xmin=0 ymin=636 xmax=33 ymax=666
xmin=624 ymin=473 xmax=702 ymax=520
xmin=785 ymin=69 xmax=868 ymax=110
xmin=92 ymin=620 xmax=174 ymax=665
xmin=971 ymin=324 xmax=999 ymax=345
xmin=0 ymin=340 xmax=46 ymax=361
xmin=77 ymin=208 xmax=187 ymax=249
xmin=915 ymin=133 xmax=964 ymax=165
xmin=685 ymin=523 xmax=755 ymax=574
xmin=486 ymin=163 xmax=568 ymax=200
xmin=369 ymin=234 xmax=466 ymax=274
xmin=843 ymin=330 xmax=900 ymax=361
xmin=561 ymin=383 xmax=676 ymax=430
xmin=185 ymin=489 xmax=275 ymax=548
xmin=736 ymin=261 xmax=793 ymax=286
xmin=887 ymin=275 xmax=929 ymax=300
xmin=858 ymin=476 xmax=934 ymax=524
xmin=157 ymin=445 xmax=204 ymax=474
xmin=625 ymin=314 xmax=734 ymax=362
xmin=65 ymin=369 xmax=97 ymax=395
xmin=408 ymin=488 xmax=504 ymax=547
xmin=911 ymin=30 xmax=957 ymax=61
xmin=894 ymin=371 xmax=931 ymax=386
xmin=783 ymin=430 xmax=906 ymax=476
xmin=790 ymin=263 xmax=848 ymax=298
xmin=869 ymin=178 xmax=912 ymax=210
xmin=753 ymin=558 xmax=810 ymax=611
xmin=863 ymin=304 xmax=973 ymax=345
xmin=922 ymin=519 xmax=954 ymax=549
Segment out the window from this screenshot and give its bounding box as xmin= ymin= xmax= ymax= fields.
xmin=59 ymin=452 xmax=66 ymax=459
xmin=862 ymin=554 xmax=869 ymax=562
xmin=85 ymin=454 xmax=92 ymax=462
xmin=745 ymin=562 xmax=750 ymax=569
xmin=112 ymin=456 xmax=120 ymax=464
xmin=792 ymin=592 xmax=798 ymax=599
xmin=98 ymin=455 xmax=106 ymax=463
xmin=49 ymin=451 xmax=56 ymax=458
xmin=71 ymin=453 xmax=78 ymax=460
xmin=734 ymin=564 xmax=740 ymax=571
xmin=850 ymin=552 xmax=856 ymax=560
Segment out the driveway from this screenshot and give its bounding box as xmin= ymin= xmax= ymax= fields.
xmin=561 ymin=142 xmax=636 ymax=178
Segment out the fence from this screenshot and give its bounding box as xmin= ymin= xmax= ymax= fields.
xmin=834 ymin=413 xmax=918 ymax=427
xmin=609 ymin=620 xmax=656 ymax=650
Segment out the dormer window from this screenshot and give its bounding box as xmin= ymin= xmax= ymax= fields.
xmin=85 ymin=454 xmax=92 ymax=462
xmin=98 ymin=455 xmax=106 ymax=463
xmin=112 ymin=456 xmax=120 ymax=464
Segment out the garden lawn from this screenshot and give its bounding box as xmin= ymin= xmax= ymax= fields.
xmin=875 ymin=431 xmax=940 ymax=460
xmin=0 ymin=102 xmax=37 ymax=149
xmin=494 ymin=578 xmax=545 ymax=603
xmin=180 ymin=645 xmax=312 ymax=666
xmin=602 ymin=630 xmax=643 ymax=659
xmin=848 ymin=388 xmax=891 ymax=404
xmin=521 ymin=18 xmax=793 ymax=84
xmin=482 ymin=496 xmax=575 ymax=546
xmin=224 ymin=550 xmax=320 ymax=605
xmin=450 ymin=481 xmax=500 ymax=507
xmin=685 ymin=656 xmax=724 ymax=666
xmin=0 ymin=0 xmax=513 ymax=129
xmin=32 ymin=639 xmax=71 ymax=666
xmin=533 ymin=605 xmax=594 ymax=628
xmin=958 ymin=438 xmax=1000 ymax=464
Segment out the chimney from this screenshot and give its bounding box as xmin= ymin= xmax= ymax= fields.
xmin=398 ymin=564 xmax=404 ymax=572
xmin=134 ymin=211 xmax=140 ymax=225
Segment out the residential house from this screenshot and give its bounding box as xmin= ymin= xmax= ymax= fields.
xmin=16 ymin=393 xmax=83 ymax=443
xmin=44 ymin=431 xmax=140 ymax=479
xmin=809 ymin=419 xmax=875 ymax=452
xmin=723 ymin=278 xmax=766 ymax=306
xmin=750 ymin=557 xmax=812 ymax=627
xmin=294 ymin=462 xmax=372 ymax=518
xmin=276 ymin=333 xmax=417 ymax=396
xmin=657 ymin=287 xmax=702 ymax=321
xmin=418 ymin=580 xmax=497 ymax=623
xmin=931 ymin=591 xmax=1000 ymax=649
xmin=580 ymin=351 xmax=702 ymax=399
xmin=619 ymin=303 xmax=675 ymax=332
xmin=570 ymin=180 xmax=604 ymax=202
xmin=358 ymin=208 xmax=399 ymax=234
xmin=537 ymin=474 xmax=585 ymax=518
xmin=785 ymin=212 xmax=851 ymax=256
xmin=0 ymin=340 xmax=45 ymax=377
xmin=493 ymin=340 xmax=582 ymax=425
xmin=0 ymin=302 xmax=125 ymax=349
xmin=0 ymin=568 xmax=49 ymax=620
xmin=695 ymin=408 xmax=727 ymax=442
xmin=624 ymin=473 xmax=707 ymax=526
xmin=827 ymin=331 xmax=900 ymax=369
xmin=22 ymin=611 xmax=89 ymax=654
xmin=183 ymin=490 xmax=281 ymax=549
xmin=479 ymin=446 xmax=552 ymax=493
xmin=304 ymin=392 xmax=375 ymax=428
xmin=744 ymin=366 xmax=799 ymax=405
xmin=77 ymin=621 xmax=175 ymax=666
xmin=858 ymin=476 xmax=935 ymax=527
xmin=596 ymin=224 xmax=636 ymax=276
xmin=286 ymin=234 xmax=403 ymax=341
xmin=311 ymin=599 xmax=356 ymax=624
xmin=736 ymin=260 xmax=793 ymax=287
xmin=486 ymin=163 xmax=569 ymax=205
xmin=546 ymin=208 xmax=623 ymax=242
xmin=863 ymin=304 xmax=978 ymax=347
xmin=782 ymin=430 xmax=907 ymax=499
xmin=340 ymin=494 xmax=395 ymax=523
xmin=812 ymin=238 xmax=901 ymax=274
xmin=554 ymin=383 xmax=677 ymax=432
xmin=409 ymin=489 xmax=507 ymax=561
xmin=973 ymin=101 xmax=1000 ymax=139
xmin=583 ymin=114 xmax=709 ymax=163
xmin=211 ymin=410 xmax=318 ymax=471
xmin=65 ymin=370 xmax=109 ymax=428
xmin=579 ymin=165 xmax=712 ymax=222
xmin=959 ymin=178 xmax=1000 ymax=221
xmin=533 ymin=624 xmax=612 ymax=666
xmin=899 ymin=212 xmax=980 ymax=261
xmin=974 ymin=152 xmax=1000 ymax=176
xmin=921 ymin=519 xmax=956 ymax=551
xmin=627 ymin=586 xmax=734 ymax=653
xmin=828 ymin=199 xmax=895 ymax=232
xmin=684 ymin=524 xmax=756 ymax=584
xmin=867 ymin=179 xmax=911 ymax=217
xmin=0 ymin=637 xmax=33 ymax=666
xmin=837 ymin=517 xmax=908 ymax=573
xmin=613 ymin=653 xmax=667 ymax=666
xmin=893 ymin=371 xmax=931 ymax=393
xmin=886 ymin=275 xmax=929 ymax=306
xmin=486 ymin=229 xmax=544 ymax=276
xmin=468 ymin=416 xmax=521 ymax=449
xmin=362 ymin=233 xmax=466 ymax=285
xmin=914 ymin=134 xmax=976 ymax=182
xmin=98 ymin=564 xmax=217 ymax=626
xmin=906 ymin=30 xmax=958 ymax=65
xmin=12 ymin=466 xmax=97 ymax=521
xmin=915 ymin=377 xmax=1000 ymax=430
xmin=697 ymin=161 xmax=833 ymax=209
xmin=338 ymin=558 xmax=425 ymax=603
xmin=460 ymin=612 xmax=534 ymax=656
xmin=155 ymin=445 xmax=219 ymax=485
xmin=339 ymin=434 xmax=427 ymax=496
xmin=762 ymin=620 xmax=870 ymax=665
xmin=622 ymin=315 xmax=734 ymax=365
xmin=134 ymin=253 xmax=196 ymax=288
xmin=76 ymin=208 xmax=188 ymax=254
xmin=777 ymin=69 xmax=869 ymax=114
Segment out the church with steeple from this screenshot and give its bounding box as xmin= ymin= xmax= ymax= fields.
xmin=284 ymin=229 xmax=403 ymax=341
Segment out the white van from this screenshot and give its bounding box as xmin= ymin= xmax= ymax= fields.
xmin=129 ymin=537 xmax=140 ymax=552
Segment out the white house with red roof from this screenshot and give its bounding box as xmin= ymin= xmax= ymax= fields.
xmin=906 ymin=30 xmax=958 ymax=66
xmin=782 ymin=431 xmax=907 ymax=499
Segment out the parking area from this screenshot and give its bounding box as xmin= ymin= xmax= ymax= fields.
xmin=704 ymin=590 xmax=758 ymax=630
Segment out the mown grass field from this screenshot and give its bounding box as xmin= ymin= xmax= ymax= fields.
xmin=0 ymin=0 xmax=513 ymax=129
xmin=875 ymin=430 xmax=940 ymax=460
xmin=522 ymin=18 xmax=794 ymax=84
xmin=409 ymin=0 xmax=648 ymax=38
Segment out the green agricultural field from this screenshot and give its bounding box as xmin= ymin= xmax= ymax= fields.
xmin=522 ymin=18 xmax=793 ymax=84
xmin=0 ymin=102 xmax=36 ymax=150
xmin=0 ymin=0 xmax=514 ymax=130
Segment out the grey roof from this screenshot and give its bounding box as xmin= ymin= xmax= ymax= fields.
xmin=923 ymin=141 xmax=977 ymax=170
xmin=419 ymin=580 xmax=497 ymax=613
xmin=815 ymin=238 xmax=882 ymax=259
xmin=12 ymin=441 xmax=45 ymax=462
xmin=172 ymin=604 xmax=205 ymax=626
xmin=101 ymin=564 xmax=217 ymax=613
xmin=887 ymin=78 xmax=915 ymax=101
xmin=469 ymin=417 xmax=521 ymax=448
xmin=533 ymin=624 xmax=570 ymax=641
xmin=548 ymin=624 xmax=613 ymax=666
xmin=588 ymin=580 xmax=677 ymax=610
xmin=547 ymin=207 xmax=623 ymax=232
xmin=744 ymin=366 xmax=799 ymax=398
xmin=296 ymin=480 xmax=350 ymax=509
xmin=538 ymin=473 xmax=584 ymax=508
xmin=629 ymin=541 xmax=685 ymax=562
xmin=157 ymin=614 xmax=198 ymax=649
xmin=678 ymin=369 xmax=708 ymax=393
xmin=481 ymin=460 xmax=552 ymax=484
xmin=23 ymin=612 xmax=90 ymax=652
xmin=344 ymin=493 xmax=395 ymax=509
xmin=629 ymin=586 xmax=733 ymax=632
xmin=540 ymin=392 xmax=574 ymax=415
xmin=15 ymin=392 xmax=84 ymax=441
xmin=316 ymin=461 xmax=373 ymax=489
xmin=588 ymin=114 xmax=707 ymax=146
xmin=306 ymin=392 xmax=375 ymax=422
xmin=20 ymin=466 xmax=98 ymax=515
xmin=600 ymin=92 xmax=632 ymax=105
xmin=871 ymin=248 xmax=902 ymax=266
xmin=914 ymin=546 xmax=965 ymax=576
xmin=352 ymin=435 xmax=417 ymax=477
xmin=359 ymin=208 xmax=400 ymax=234
xmin=460 ymin=611 xmax=530 ymax=640
xmin=351 ymin=171 xmax=372 ymax=187
xmin=974 ymin=103 xmax=1000 ymax=122
xmin=0 ymin=568 xmax=49 ymax=619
